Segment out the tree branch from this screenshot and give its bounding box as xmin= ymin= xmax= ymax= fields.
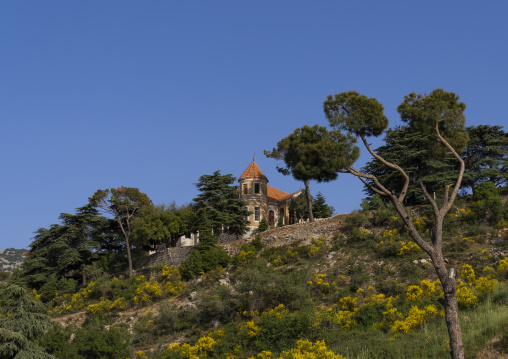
xmin=359 ymin=134 xmax=410 ymax=202
xmin=434 ymin=122 xmax=465 ymax=211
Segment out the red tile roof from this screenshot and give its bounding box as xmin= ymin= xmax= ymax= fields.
xmin=239 ymin=161 xmax=268 ymax=181
xmin=267 ymin=186 xmax=301 ymax=203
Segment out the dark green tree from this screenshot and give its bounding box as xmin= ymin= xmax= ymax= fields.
xmin=132 ymin=202 xmax=197 ymax=249
xmin=462 ymin=125 xmax=508 ymax=193
xmin=258 ymin=217 xmax=269 ymax=232
xmin=265 ymin=124 xmax=359 ymax=222
xmin=312 ymin=192 xmax=334 ymax=218
xmin=89 ymin=186 xmax=153 ymax=278
xmin=21 ymin=204 xmax=106 ymax=290
xmin=192 ymin=171 xmax=250 ymax=235
xmin=324 ymin=89 xmax=467 ymax=359
xmin=0 ymin=284 xmax=55 ymax=359
xmin=361 ymin=126 xmax=459 ymax=205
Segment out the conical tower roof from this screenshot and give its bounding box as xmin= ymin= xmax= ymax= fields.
xmin=239 ymin=159 xmax=268 ymax=182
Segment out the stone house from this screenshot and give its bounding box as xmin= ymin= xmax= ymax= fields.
xmin=238 ymin=159 xmax=301 ymax=231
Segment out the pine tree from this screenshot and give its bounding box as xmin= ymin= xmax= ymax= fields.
xmin=258 ymin=217 xmax=269 ymax=232
xmin=193 ymin=171 xmax=251 ymax=235
xmin=0 ymin=284 xmax=55 ymax=358
xmin=312 ymin=192 xmax=335 ymax=218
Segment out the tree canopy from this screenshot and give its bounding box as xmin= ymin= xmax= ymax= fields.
xmin=0 ymin=284 xmax=55 ymax=359
xmin=89 ymin=186 xmax=152 ymax=278
xmin=192 ymin=171 xmax=250 ymax=236
xmin=462 ymin=125 xmax=508 ymax=192
xmin=265 ymin=124 xmax=359 ymax=221
xmin=132 ymin=202 xmax=197 ymax=249
xmin=21 ymin=204 xmax=107 ymax=289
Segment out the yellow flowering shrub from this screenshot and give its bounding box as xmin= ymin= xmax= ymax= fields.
xmin=134 ymin=277 xmax=163 ymax=305
xmin=278 ymin=339 xmax=344 ymax=359
xmin=448 ymin=207 xmax=474 ymax=223
xmin=456 ymin=282 xmax=478 ymax=309
xmin=309 ymin=237 xmax=327 ymax=256
xmin=498 ymin=257 xmax=508 ymax=276
xmin=161 ymin=265 xmax=186 ymax=295
xmin=398 ymin=241 xmax=420 ymax=256
xmin=307 ymin=273 xmax=337 ymax=295
xmin=405 ymin=285 xmax=423 ymax=301
xmin=162 ymin=334 xmax=217 ymax=359
xmin=475 ymin=276 xmax=498 ymax=296
xmin=379 ymin=306 xmax=403 ymax=332
xmin=390 ymin=305 xmax=437 ymax=334
xmin=240 ymin=320 xmax=260 ymax=338
xmin=266 ymin=304 xmax=288 ymax=319
xmin=413 ymin=216 xmax=428 ymax=231
xmin=460 ymin=264 xmax=476 ymax=284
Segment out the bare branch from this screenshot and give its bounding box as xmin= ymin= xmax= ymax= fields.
xmin=420 ymin=181 xmax=439 ymax=214
xmin=434 ymin=122 xmax=465 ymax=211
xmin=359 ymin=134 xmax=410 ymax=202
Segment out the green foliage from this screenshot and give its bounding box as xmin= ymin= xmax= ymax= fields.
xmin=41 ymin=323 xmax=131 ymax=359
xmin=132 ymin=202 xmax=197 ymax=249
xmin=324 ymin=90 xmax=388 ymax=137
xmin=265 ymin=124 xmax=359 ymax=221
xmin=180 ymin=246 xmax=230 ymax=280
xmin=20 ymin=204 xmax=107 ymax=290
xmin=472 ymin=181 xmax=503 ymax=223
xmin=258 ymin=217 xmax=269 ymax=232
xmin=312 ymin=191 xmax=334 ymax=218
xmin=361 ymin=126 xmax=460 ymax=205
xmin=462 ymin=125 xmax=508 ymax=191
xmin=39 ymin=276 xmax=77 ymax=303
xmin=0 ymin=284 xmax=55 ymax=359
xmin=277 ymin=215 xmax=285 ymax=227
xmin=344 ymin=212 xmax=370 ymax=229
xmin=289 ymin=189 xmax=310 ymax=221
xmin=397 ymin=89 xmax=469 ymax=156
xmin=193 ymin=170 xmax=251 ymax=235
xmin=90 ymin=186 xmax=153 ymax=278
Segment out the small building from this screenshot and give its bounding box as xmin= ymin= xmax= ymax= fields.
xmin=238 ymin=159 xmax=301 ymax=231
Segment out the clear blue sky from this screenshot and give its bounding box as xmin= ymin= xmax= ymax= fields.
xmin=1 ymin=1 xmax=507 ymax=250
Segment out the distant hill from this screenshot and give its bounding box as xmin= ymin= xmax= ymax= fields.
xmin=0 ymin=248 xmax=27 ymax=273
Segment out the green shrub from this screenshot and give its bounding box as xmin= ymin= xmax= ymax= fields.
xmin=258 ymin=217 xmax=269 ymax=232
xmin=181 ymin=246 xmax=230 ymax=280
xmin=473 ymin=182 xmax=503 ymax=223
xmin=345 ymin=212 xmax=371 ymax=229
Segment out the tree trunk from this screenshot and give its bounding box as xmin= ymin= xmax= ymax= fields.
xmin=304 ymin=180 xmax=314 ymax=222
xmin=125 ymin=234 xmax=133 ymax=278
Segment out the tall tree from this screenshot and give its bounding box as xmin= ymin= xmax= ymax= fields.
xmin=462 ymin=125 xmax=508 ymax=192
xmin=265 ymin=124 xmax=359 ymax=222
xmin=193 ymin=171 xmax=250 ymax=235
xmin=132 ymin=203 xmax=197 ymax=248
xmin=21 ymin=204 xmax=106 ymax=289
xmin=89 ymin=186 xmax=152 ymax=278
xmin=0 ymin=284 xmax=55 ymax=359
xmin=324 ymin=89 xmax=467 ymax=359
xmin=312 ymin=191 xmax=335 ymax=219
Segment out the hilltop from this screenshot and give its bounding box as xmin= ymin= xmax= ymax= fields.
xmin=0 ymin=248 xmax=26 ymax=273
xmin=25 ymin=198 xmax=508 ymax=359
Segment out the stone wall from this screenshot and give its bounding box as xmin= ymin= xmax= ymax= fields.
xmin=138 ymin=247 xmax=192 ymax=268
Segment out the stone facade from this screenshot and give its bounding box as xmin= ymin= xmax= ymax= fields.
xmin=238 ymin=159 xmax=301 ymax=235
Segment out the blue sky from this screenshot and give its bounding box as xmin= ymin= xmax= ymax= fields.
xmin=1 ymin=1 xmax=507 ymax=250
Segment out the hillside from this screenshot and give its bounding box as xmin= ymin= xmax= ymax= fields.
xmin=28 ymin=201 xmax=508 ymax=359
xmin=0 ymin=248 xmax=26 ymax=273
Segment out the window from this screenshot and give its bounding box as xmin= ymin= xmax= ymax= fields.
xmin=254 ymin=183 xmax=261 ymax=194
xmin=254 ymin=207 xmax=260 ymax=222
xmin=243 ymin=184 xmax=249 ymax=195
